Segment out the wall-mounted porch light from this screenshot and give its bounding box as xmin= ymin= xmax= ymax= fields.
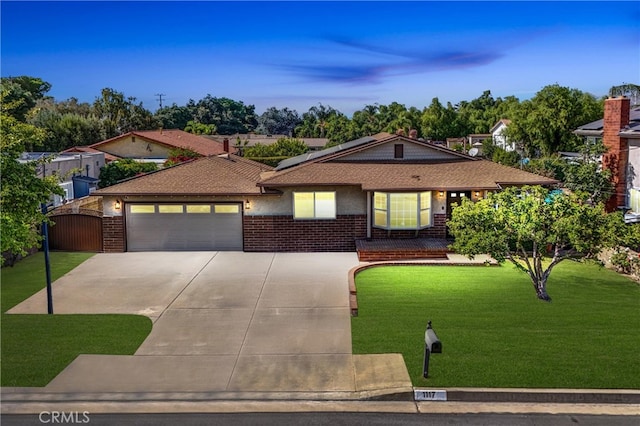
xmin=245 ymin=200 xmax=252 ymax=210
xmin=114 ymin=200 xmax=121 ymax=210
xmin=474 ymin=191 xmax=480 ymax=197
xmin=438 ymin=191 xmax=445 ymax=198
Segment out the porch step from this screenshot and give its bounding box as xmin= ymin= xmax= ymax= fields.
xmin=355 ymin=238 xmax=451 ymax=262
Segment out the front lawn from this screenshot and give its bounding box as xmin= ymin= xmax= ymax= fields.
xmin=351 ymin=262 xmax=640 ymax=389
xmin=1 ymin=252 xmax=152 ymax=387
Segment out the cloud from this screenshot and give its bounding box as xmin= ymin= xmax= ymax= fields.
xmin=279 ymin=35 xmax=505 ymax=85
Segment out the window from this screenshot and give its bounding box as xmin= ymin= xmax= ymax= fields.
xmin=158 ymin=205 xmax=183 ymax=213
xmin=293 ymin=192 xmax=336 ymax=219
xmin=373 ymin=191 xmax=431 ymax=229
xmin=130 ymin=205 xmax=155 ymax=214
xmin=394 ymin=144 xmax=404 ymax=159
xmin=214 ymin=204 xmax=240 ymax=214
xmin=186 ymin=205 xmax=211 ymax=214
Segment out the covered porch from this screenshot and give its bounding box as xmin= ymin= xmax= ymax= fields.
xmin=355 ymin=238 xmax=452 ymax=262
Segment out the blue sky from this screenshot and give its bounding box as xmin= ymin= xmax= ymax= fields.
xmin=2 ymin=1 xmax=639 ymax=116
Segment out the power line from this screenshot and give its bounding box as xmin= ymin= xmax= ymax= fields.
xmin=155 ymin=93 xmax=166 ymax=109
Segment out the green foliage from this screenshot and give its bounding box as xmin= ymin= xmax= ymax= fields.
xmin=0 ymin=112 xmax=63 ymax=263
xmin=28 ymin=109 xmax=105 ymax=151
xmin=163 ymin=147 xmax=203 ymax=167
xmin=154 ymin=103 xmax=193 ymax=130
xmin=186 ymin=95 xmax=257 ymax=135
xmin=93 ymin=88 xmax=158 ymax=138
xmin=184 ymin=120 xmax=216 ymax=135
xmin=0 ymin=76 xmax=51 ymax=121
xmin=448 ymin=186 xmax=618 ymax=301
xmin=244 ymin=138 xmax=309 ymax=166
xmin=506 ymin=84 xmax=603 ymax=157
xmin=256 ymin=106 xmax=301 ymax=135
xmin=98 ymin=159 xmax=158 ymax=188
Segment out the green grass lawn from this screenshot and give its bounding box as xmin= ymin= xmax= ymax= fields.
xmin=352 ymin=262 xmax=640 ymax=389
xmin=1 ymin=252 xmax=152 ymax=387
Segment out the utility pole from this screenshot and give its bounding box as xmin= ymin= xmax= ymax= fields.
xmin=155 ymin=93 xmax=166 ymax=109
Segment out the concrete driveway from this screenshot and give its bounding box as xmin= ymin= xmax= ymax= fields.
xmin=8 ymin=252 xmax=411 ymax=396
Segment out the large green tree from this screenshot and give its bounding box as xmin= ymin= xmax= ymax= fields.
xmin=256 ymin=107 xmax=301 ymax=136
xmin=0 ymin=112 xmax=63 ymax=264
xmin=93 ymin=88 xmax=157 ymax=138
xmin=506 ymin=85 xmax=603 ymax=157
xmin=448 ymin=186 xmax=617 ymax=301
xmin=0 ymin=76 xmax=51 ymax=121
xmin=187 ymin=95 xmax=257 ymax=135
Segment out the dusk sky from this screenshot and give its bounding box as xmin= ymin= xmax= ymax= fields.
xmin=2 ymin=1 xmax=639 ymax=116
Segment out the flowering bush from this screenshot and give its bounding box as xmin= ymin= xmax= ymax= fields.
xmin=610 ymin=247 xmax=640 ymax=276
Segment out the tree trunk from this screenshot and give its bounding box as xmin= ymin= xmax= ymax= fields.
xmin=534 ymin=279 xmax=552 ymax=302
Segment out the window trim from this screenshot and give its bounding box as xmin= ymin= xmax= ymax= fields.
xmin=394 ymin=144 xmax=404 ymax=159
xmin=293 ymin=191 xmax=337 ymax=220
xmin=373 ymin=191 xmax=431 ymax=230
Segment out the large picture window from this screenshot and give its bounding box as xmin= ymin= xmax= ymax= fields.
xmin=373 ymin=192 xmax=431 ymax=229
xmin=293 ymin=192 xmax=336 ymax=219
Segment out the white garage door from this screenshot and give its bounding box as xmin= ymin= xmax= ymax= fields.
xmin=126 ymin=203 xmax=243 ymax=251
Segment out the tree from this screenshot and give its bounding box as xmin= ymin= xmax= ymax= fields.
xmin=92 ymin=88 xmax=157 ymax=138
xmin=184 ymin=120 xmax=216 ymax=135
xmin=0 ymin=76 xmax=51 ymax=121
xmin=448 ymin=186 xmax=617 ymax=301
xmin=256 ymin=107 xmax=301 ymax=136
xmin=98 ymin=159 xmax=158 ymax=188
xmin=0 ymin=112 xmax=63 ymax=264
xmin=188 ymin=95 xmax=257 ymax=135
xmin=295 ymin=104 xmax=341 ymax=138
xmin=609 ymin=83 xmax=640 ymax=106
xmin=28 ymin=109 xmax=105 ymax=151
xmin=243 ymin=138 xmax=309 ymax=166
xmin=506 ymin=85 xmax=603 ymax=157
xmin=154 ymin=104 xmax=193 ymax=130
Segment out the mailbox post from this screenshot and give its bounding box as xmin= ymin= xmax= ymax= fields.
xmin=423 ymin=320 xmax=442 ymax=378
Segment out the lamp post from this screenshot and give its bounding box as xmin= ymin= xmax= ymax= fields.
xmin=41 ymin=203 xmax=53 ymax=314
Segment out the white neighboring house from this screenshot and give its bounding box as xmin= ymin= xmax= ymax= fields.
xmin=490 ymin=119 xmax=515 ymax=152
xmin=19 ymin=151 xmax=104 ymax=207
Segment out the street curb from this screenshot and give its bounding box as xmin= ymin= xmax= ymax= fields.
xmin=2 ymin=387 xmax=639 ymax=404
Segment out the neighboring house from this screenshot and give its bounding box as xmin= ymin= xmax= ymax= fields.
xmin=87 ymin=129 xmax=235 ymax=162
xmin=490 ymin=119 xmax=515 ymax=152
xmin=94 ymin=132 xmax=557 ymax=253
xmin=19 ymin=151 xmax=104 ymax=206
xmin=574 ymin=96 xmax=640 ymax=219
xmin=62 ymin=146 xmax=120 ymax=163
xmin=206 ymin=134 xmax=329 ymax=151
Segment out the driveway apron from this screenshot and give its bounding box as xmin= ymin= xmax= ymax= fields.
xmin=22 ymin=252 xmax=385 ymax=393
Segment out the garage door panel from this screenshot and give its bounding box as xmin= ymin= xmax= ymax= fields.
xmin=126 ymin=203 xmax=242 ymax=251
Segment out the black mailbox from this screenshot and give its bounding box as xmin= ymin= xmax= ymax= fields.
xmin=423 ymin=321 xmax=441 ymax=378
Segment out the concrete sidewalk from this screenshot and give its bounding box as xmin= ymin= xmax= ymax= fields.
xmin=8 ymin=252 xmax=413 ymax=398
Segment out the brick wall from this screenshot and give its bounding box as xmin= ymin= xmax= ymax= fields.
xmin=370 ymin=213 xmax=447 ymax=239
xmin=244 ymin=215 xmax=367 ymax=251
xmin=602 ymin=97 xmax=630 ymax=212
xmin=103 ymin=216 xmax=125 ymax=252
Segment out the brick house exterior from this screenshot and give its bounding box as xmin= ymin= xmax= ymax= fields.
xmin=94 ymin=132 xmax=557 ymax=253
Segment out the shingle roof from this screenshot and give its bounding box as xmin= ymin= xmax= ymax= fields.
xmin=61 ymin=146 xmax=120 ymax=162
xmin=259 ymin=161 xmax=557 ymax=191
xmin=94 ymin=155 xmax=271 ymax=196
xmin=89 ymin=129 xmax=235 ymax=156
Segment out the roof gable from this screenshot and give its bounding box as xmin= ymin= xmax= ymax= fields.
xmin=275 ymin=133 xmax=472 ymax=171
xmin=89 ymin=129 xmax=233 ymax=157
xmin=94 ymin=154 xmax=272 ymax=196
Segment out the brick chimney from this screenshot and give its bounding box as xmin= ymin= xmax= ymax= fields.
xmin=602 ymin=97 xmax=630 ymax=212
xmin=223 ymin=138 xmax=229 ymax=153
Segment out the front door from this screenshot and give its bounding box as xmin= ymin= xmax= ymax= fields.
xmin=446 ymin=191 xmax=471 ymax=238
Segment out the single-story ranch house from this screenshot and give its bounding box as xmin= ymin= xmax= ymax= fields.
xmin=94 ymin=132 xmax=557 ymax=255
